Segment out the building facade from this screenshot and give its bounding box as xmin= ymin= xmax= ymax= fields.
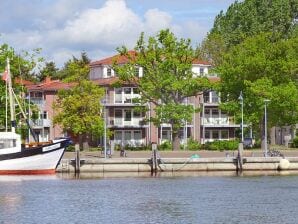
xmin=26 ymin=77 xmax=72 ymax=142
xmin=90 ymin=52 xmax=239 ymax=149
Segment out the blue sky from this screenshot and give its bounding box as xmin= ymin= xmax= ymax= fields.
xmin=0 ymin=0 xmax=235 ymax=66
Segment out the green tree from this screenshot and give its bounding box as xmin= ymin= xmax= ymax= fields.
xmin=114 ymin=29 xmax=210 ymax=150
xmin=53 ymin=52 xmax=105 ymax=149
xmin=0 ymin=44 xmax=42 ymax=136
xmin=56 ymin=52 xmax=91 ymax=81
xmin=38 ymin=61 xmax=59 ymax=81
xmin=218 ymin=34 xmax=298 ymax=146
xmin=200 ymin=0 xmax=298 ymax=65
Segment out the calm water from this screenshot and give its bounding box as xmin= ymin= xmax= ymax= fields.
xmin=1 ymin=172 xmax=298 ymax=224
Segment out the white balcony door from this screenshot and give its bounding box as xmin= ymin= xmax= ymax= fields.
xmin=114 ymin=130 xmax=144 ymax=147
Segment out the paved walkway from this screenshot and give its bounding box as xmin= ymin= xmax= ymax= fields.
xmin=63 ymin=149 xmax=298 ymax=159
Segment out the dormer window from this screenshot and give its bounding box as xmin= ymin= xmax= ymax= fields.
xmin=107 ymin=68 xmax=112 ymax=77
xmin=134 ymin=67 xmax=139 ymax=77
xmin=199 ymin=68 xmax=204 ymax=76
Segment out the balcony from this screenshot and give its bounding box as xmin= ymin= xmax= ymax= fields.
xmin=108 ymin=118 xmax=147 ymax=127
xmin=203 ymin=96 xmax=220 ymax=105
xmin=29 ymin=119 xmax=51 ymax=128
xmin=201 ymin=117 xmax=236 ymax=127
xmin=112 ymin=139 xmax=145 ymax=147
xmin=30 ymin=98 xmax=45 ymax=107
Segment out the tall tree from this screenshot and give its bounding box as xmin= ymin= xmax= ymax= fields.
xmin=53 ymin=52 xmax=105 ymax=149
xmin=38 ymin=61 xmax=59 ymax=81
xmin=56 ymin=51 xmax=91 ymax=81
xmin=218 ymin=34 xmax=298 ymax=146
xmin=114 ymin=29 xmax=210 ymax=150
xmin=199 ymin=0 xmax=298 ymax=65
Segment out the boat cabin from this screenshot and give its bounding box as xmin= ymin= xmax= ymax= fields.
xmin=0 ymin=132 xmax=21 ymax=154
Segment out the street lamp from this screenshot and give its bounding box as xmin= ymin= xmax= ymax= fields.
xmin=264 ymin=99 xmax=271 ymax=157
xmin=238 ymin=91 xmax=244 ymax=143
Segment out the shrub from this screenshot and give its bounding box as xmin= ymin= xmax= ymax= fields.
xmin=205 ymin=140 xmax=239 ymax=151
xmin=184 ymin=138 xmax=201 ymax=151
xmin=66 ymin=145 xmax=75 ymax=152
xmin=293 ymin=137 xmax=298 ymax=148
xmin=158 ymin=141 xmax=172 ymax=151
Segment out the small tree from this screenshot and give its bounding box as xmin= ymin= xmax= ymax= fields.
xmin=53 ymin=53 xmax=105 ymax=149
xmin=114 ymin=29 xmax=210 ymax=150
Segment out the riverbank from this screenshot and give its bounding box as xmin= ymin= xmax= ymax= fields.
xmin=57 ymin=149 xmax=298 ymax=173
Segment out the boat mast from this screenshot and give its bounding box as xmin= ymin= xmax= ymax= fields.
xmin=7 ymin=58 xmax=16 ymax=133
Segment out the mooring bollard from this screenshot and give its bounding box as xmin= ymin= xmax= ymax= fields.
xmin=151 ymin=142 xmax=157 ymax=173
xmin=237 ymin=142 xmax=243 ymax=172
xmin=75 ymin=144 xmax=80 ymax=174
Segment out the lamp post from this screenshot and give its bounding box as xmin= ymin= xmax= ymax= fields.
xmin=239 ymin=91 xmax=244 ymax=143
xmin=264 ymin=99 xmax=270 ymax=157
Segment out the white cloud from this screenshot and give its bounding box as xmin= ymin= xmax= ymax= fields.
xmin=144 ymin=9 xmax=172 ymax=33
xmin=0 ymin=0 xmax=223 ymax=66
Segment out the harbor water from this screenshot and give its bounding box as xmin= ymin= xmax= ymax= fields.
xmin=1 ymin=172 xmax=298 ymax=224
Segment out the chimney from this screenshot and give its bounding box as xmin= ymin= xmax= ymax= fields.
xmin=45 ymin=76 xmax=51 ymax=83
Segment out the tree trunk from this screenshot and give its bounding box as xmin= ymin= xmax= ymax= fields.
xmin=172 ymin=131 xmax=180 ymax=151
xmin=79 ymin=134 xmax=83 ymax=150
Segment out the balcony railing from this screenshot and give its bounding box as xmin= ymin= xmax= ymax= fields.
xmin=109 ymin=118 xmax=146 ymax=127
xmin=29 ymin=119 xmax=51 ymax=128
xmin=201 ymin=117 xmax=234 ymax=125
xmin=112 ymin=139 xmax=145 ymax=147
xmin=203 ymin=97 xmax=220 ymax=104
xmin=30 ymin=98 xmax=44 ymax=106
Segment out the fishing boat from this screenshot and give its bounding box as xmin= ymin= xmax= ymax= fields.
xmin=0 ymin=58 xmax=70 ymax=174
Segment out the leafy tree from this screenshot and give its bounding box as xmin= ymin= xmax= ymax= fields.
xmin=200 ymin=0 xmax=298 ymax=65
xmin=38 ymin=61 xmax=59 ymax=81
xmin=114 ymin=29 xmax=210 ymax=150
xmin=0 ymin=44 xmax=42 ymax=137
xmin=218 ymin=34 xmax=298 ymax=146
xmin=53 ymin=52 xmax=105 ymax=149
xmin=56 ymin=51 xmax=91 ymax=81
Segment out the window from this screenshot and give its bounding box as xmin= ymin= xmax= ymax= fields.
xmin=134 ymin=130 xmax=142 ymax=140
xmin=0 ymin=139 xmax=16 ymax=149
xmin=43 ymin=111 xmax=47 ymax=119
xmin=115 ymin=88 xmax=122 ymax=103
xmin=115 ymin=110 xmax=122 ymax=118
xmin=162 ymin=130 xmax=170 ymax=140
xmin=107 ymin=68 xmax=112 ymax=77
xmin=205 ymin=130 xmax=210 ymax=139
xmin=200 ymin=68 xmax=204 ymax=75
xmin=212 ymin=109 xmax=219 ymax=116
xmin=204 ymin=108 xmax=210 ymax=115
xmin=124 ymin=131 xmax=132 ymax=141
xmin=221 ymin=130 xmax=229 ymax=139
xmin=212 ymin=130 xmax=219 ymax=139
xmin=134 ymin=67 xmax=139 ymax=77
xmin=114 ymin=131 xmax=122 ymax=141
xmin=124 ymin=110 xmax=132 ymax=121
xmin=211 ymin=91 xmax=219 ymax=103
xmin=124 ymin=88 xmax=131 ymax=94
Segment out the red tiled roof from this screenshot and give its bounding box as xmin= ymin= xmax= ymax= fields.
xmin=92 ymin=77 xmax=137 ymax=87
xmin=14 ymin=78 xmax=35 ymax=86
xmin=27 ymin=79 xmax=75 ymax=91
xmin=192 ymin=59 xmax=211 ymax=66
xmin=91 ymin=51 xmax=211 ymax=66
xmin=90 ymin=51 xmax=136 ymax=66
